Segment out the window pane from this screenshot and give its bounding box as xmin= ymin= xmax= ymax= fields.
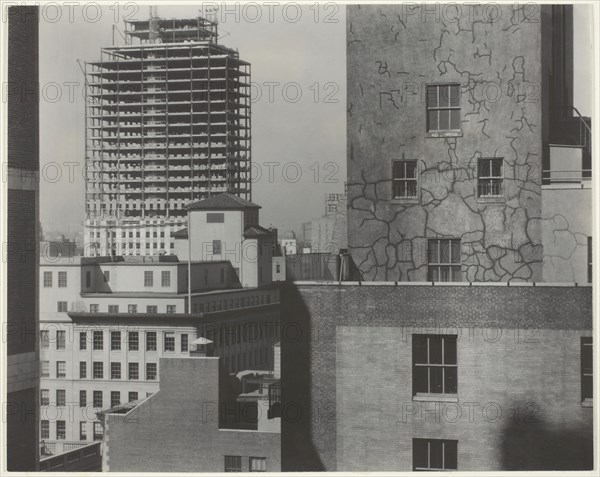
xmin=429 ymin=367 xmax=443 ymax=393
xmin=430 ymin=440 xmax=444 ymax=469
xmin=450 ymin=241 xmax=461 ymax=263
xmin=451 ymin=265 xmax=462 ymax=282
xmin=427 ymin=110 xmax=438 ymax=131
xmin=439 ymin=109 xmax=450 ymax=130
xmin=450 ymin=109 xmax=460 ymax=129
xmin=413 ymin=439 xmax=428 ymax=469
xmin=429 ymin=337 xmax=443 ymax=364
xmin=428 ymin=241 xmax=439 ymax=264
xmin=413 ymin=367 xmax=429 ymax=394
xmin=491 ymin=159 xmax=502 ymax=177
xmin=449 ymin=84 xmax=460 ymax=107
xmin=438 ymin=85 xmax=451 ymax=108
xmin=445 ymin=367 xmax=458 ymax=394
xmin=444 ymin=440 xmax=458 ymax=469
xmin=413 ymin=335 xmax=428 ymax=364
xmin=444 ymin=338 xmax=457 ymax=365
xmin=405 ymin=161 xmax=417 ymax=179
xmin=582 ymin=376 xmax=593 ymax=400
xmin=427 ymin=86 xmax=438 ymax=108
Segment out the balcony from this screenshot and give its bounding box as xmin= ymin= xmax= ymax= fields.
xmin=543 ymin=144 xmax=591 ymax=188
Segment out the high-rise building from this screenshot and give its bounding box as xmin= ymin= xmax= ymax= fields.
xmin=6 ymin=5 xmax=40 ymax=471
xmin=84 ymin=14 xmax=251 ymax=256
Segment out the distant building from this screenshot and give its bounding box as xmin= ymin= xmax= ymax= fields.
xmin=39 ymin=194 xmax=279 ymax=453
xmin=83 ymin=14 xmax=251 ymax=257
xmin=309 ymin=193 xmax=347 ymax=253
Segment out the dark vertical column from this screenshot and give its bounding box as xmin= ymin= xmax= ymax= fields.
xmin=6 ymin=5 xmax=40 ymax=471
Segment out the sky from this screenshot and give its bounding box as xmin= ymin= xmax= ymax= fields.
xmin=38 ymin=3 xmax=593 ymax=240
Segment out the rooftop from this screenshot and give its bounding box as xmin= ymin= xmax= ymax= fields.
xmin=187 ymin=193 xmax=260 ymax=211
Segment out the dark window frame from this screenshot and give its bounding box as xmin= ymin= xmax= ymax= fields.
xmin=426 ymin=83 xmax=461 ymax=132
xmin=412 ymin=334 xmax=458 ymax=397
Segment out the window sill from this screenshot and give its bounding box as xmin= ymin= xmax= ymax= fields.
xmin=581 ymin=399 xmax=593 ymax=408
xmin=413 ymin=394 xmax=458 ymax=403
xmin=425 ymin=131 xmax=463 ymax=138
xmin=391 ymin=198 xmax=420 ymax=205
xmin=476 ymin=196 xmax=506 ymax=204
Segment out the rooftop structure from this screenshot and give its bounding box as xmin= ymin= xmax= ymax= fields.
xmin=84 ymin=14 xmax=251 ymax=257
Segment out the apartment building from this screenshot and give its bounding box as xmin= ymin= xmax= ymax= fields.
xmin=346 ymin=4 xmax=591 ymax=283
xmin=84 ymin=15 xmax=251 ymax=256
xmin=279 ymin=4 xmax=593 ymax=471
xmin=39 ymin=194 xmax=279 ymax=452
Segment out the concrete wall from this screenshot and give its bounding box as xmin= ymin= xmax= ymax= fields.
xmin=347 ymin=4 xmax=547 ymax=282
xmin=280 ymin=283 xmax=593 ymax=471
xmin=104 ymin=358 xmax=280 ymax=472
xmin=539 ymin=186 xmax=592 ymax=283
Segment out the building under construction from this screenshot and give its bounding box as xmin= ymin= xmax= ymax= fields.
xmin=84 ymin=14 xmax=251 ymax=256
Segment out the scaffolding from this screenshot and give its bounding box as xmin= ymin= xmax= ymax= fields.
xmin=84 ymin=15 xmax=251 ymax=255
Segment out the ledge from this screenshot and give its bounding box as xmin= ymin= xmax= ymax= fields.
xmin=425 ymin=130 xmax=463 ymax=138
xmin=413 ymin=394 xmax=459 ymax=403
xmin=289 ymin=281 xmax=591 ymax=288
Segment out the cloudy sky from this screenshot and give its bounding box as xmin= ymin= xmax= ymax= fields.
xmin=38 ymin=3 xmax=593 ymax=239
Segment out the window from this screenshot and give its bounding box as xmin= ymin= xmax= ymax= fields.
xmin=426 ymin=84 xmax=460 ymax=132
xmin=103 ymin=271 xmax=110 ymax=282
xmin=221 ymin=268 xmax=225 ymax=283
xmin=147 ymin=305 xmax=157 ymax=314
xmin=207 ymin=212 xmax=225 ymax=223
xmin=79 ymin=331 xmax=87 ymax=350
xmin=79 ymin=390 xmax=86 ymax=407
xmin=161 ymin=270 xmax=170 ymax=287
xmin=40 ymin=389 xmax=49 ymax=406
xmin=43 ymin=271 xmax=52 ymax=287
xmin=128 ymin=391 xmax=138 ymax=402
xmin=129 ymin=362 xmax=139 ymax=380
xmin=41 ymin=420 xmax=49 ymax=439
xmin=166 ymin=305 xmax=176 ymax=314
xmin=213 ymin=240 xmax=222 ymax=255
xmin=108 ymin=305 xmax=119 ymax=314
xmin=276 ymin=263 xmax=281 ymax=273
xmin=111 ymin=362 xmax=121 ymax=379
xmin=58 ymin=271 xmax=67 ymax=287
xmin=80 ymin=361 xmax=87 ymax=379
xmin=90 ymin=304 xmax=99 ymax=313
xmin=111 ymin=331 xmax=121 ymax=350
xmin=181 ymin=334 xmax=189 ymax=352
xmin=224 ymin=455 xmax=242 ymax=472
xmin=57 ymin=301 xmax=68 ymax=312
xmin=144 ymin=271 xmax=153 ymax=287
xmin=93 ymin=422 xmax=102 ymax=440
xmin=93 ymin=391 xmax=103 ymax=408
xmin=478 ymin=158 xmax=503 ymax=198
xmin=413 ymin=334 xmax=457 ymax=396
xmin=146 ymin=332 xmax=157 ymax=351
xmin=164 ymin=332 xmax=175 ymax=352
xmin=56 ymin=330 xmax=66 ymax=349
xmin=80 ymin=422 xmax=87 ymax=440
xmin=111 ymin=391 xmax=120 ymax=408
xmin=428 ymin=239 xmax=461 ymax=282
xmin=56 ymin=421 xmax=66 ymax=440
xmin=128 ymin=304 xmax=137 ymax=313
xmin=588 ymin=237 xmax=592 ymax=283
xmin=129 ymin=331 xmax=139 ymax=351
xmin=146 ymin=363 xmax=157 ymax=380
xmin=93 ymin=362 xmax=103 ymax=379
xmin=93 ymin=331 xmax=103 ymax=350
xmin=56 ymin=389 xmax=66 ymax=406
xmin=41 ymin=330 xmax=49 ymax=349
xmin=249 ymin=457 xmax=267 ymax=472
xmin=41 ymin=361 xmax=49 ymax=378
xmin=57 ymin=361 xmax=66 ymax=378
xmin=86 ymin=271 xmax=91 ymax=288
xmin=392 ymin=160 xmax=418 ymax=199
xmin=581 ymin=337 xmax=593 ymax=403
xmin=413 ymin=438 xmax=457 ymax=471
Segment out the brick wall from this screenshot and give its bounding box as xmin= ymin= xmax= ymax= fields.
xmin=105 ymin=358 xmax=281 ymax=472
xmin=280 ymin=283 xmax=593 ymax=471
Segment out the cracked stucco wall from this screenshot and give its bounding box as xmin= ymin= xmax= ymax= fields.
xmin=347 ymin=4 xmax=547 ymax=282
